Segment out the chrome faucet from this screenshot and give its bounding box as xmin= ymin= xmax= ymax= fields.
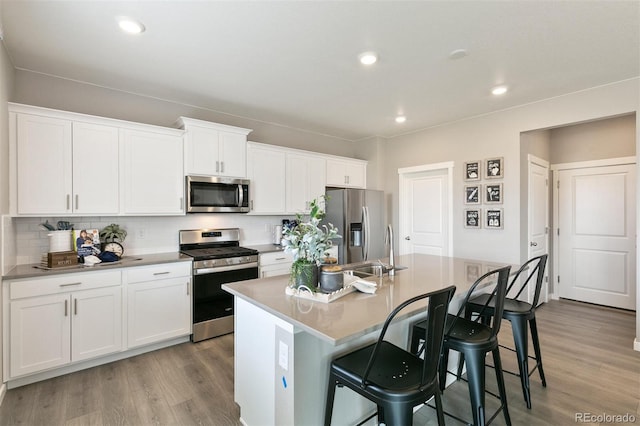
xmin=385 ymin=224 xmax=395 ymax=276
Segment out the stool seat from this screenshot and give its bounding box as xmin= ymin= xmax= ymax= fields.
xmin=444 ymin=315 xmax=496 ymax=349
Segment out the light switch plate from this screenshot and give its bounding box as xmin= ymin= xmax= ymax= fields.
xmin=278 ymin=340 xmax=288 ymax=371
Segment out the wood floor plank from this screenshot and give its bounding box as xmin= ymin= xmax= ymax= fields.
xmin=0 ymin=299 xmax=638 ymax=426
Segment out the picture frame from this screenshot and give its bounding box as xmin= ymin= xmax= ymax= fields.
xmin=464 ymin=208 xmax=481 ymax=228
xmin=464 ymin=185 xmax=481 ymax=204
xmin=485 ymin=157 xmax=504 ymax=179
xmin=464 ymin=160 xmax=481 ymax=181
xmin=484 ymin=183 xmax=503 ymax=204
xmin=485 ymin=208 xmax=504 ymax=229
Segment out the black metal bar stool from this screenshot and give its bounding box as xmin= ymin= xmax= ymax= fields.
xmin=409 ymin=266 xmax=512 ymax=426
xmin=466 ymin=254 xmax=548 ymax=409
xmin=324 ymin=286 xmax=456 ymax=426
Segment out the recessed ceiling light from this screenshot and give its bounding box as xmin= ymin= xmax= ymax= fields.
xmin=395 ymin=115 xmax=407 ymax=124
xmin=118 ymin=17 xmax=145 ymax=34
xmin=492 ymin=85 xmax=508 ymax=96
xmin=449 ymin=49 xmax=468 ymax=60
xmin=358 ymin=52 xmax=378 ymax=66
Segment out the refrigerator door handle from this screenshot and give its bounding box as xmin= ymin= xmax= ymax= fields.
xmin=363 ymin=206 xmax=370 ymax=261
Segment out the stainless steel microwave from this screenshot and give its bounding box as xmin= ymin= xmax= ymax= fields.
xmin=186 ymin=176 xmax=250 ymax=213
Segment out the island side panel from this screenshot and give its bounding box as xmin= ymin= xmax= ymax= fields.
xmin=235 ymin=297 xmax=294 ymax=425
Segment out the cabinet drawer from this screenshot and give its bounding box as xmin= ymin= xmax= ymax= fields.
xmin=259 ymin=251 xmax=293 ymax=267
xmin=9 ymin=270 xmax=122 ymax=300
xmin=125 ymin=262 xmax=191 ymax=283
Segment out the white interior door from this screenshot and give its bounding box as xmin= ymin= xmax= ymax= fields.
xmin=399 ymin=163 xmax=452 ymax=256
xmin=528 ymin=156 xmax=549 ymax=304
xmin=557 ymin=162 xmax=636 ymax=310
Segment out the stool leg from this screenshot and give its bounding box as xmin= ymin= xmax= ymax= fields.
xmin=434 ymin=390 xmax=446 ymax=426
xmin=383 ymin=403 xmax=413 ymax=426
xmin=492 ymin=347 xmax=512 ymax=426
xmin=324 ymin=373 xmax=337 ymax=426
xmin=463 ymin=350 xmax=486 ymax=426
xmin=439 ymin=347 xmax=450 ymax=392
xmin=529 ymin=317 xmax=547 ymax=387
xmin=511 ymin=316 xmax=532 ymax=409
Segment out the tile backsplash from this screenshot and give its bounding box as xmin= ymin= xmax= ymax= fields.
xmin=7 ymin=214 xmax=294 ymax=266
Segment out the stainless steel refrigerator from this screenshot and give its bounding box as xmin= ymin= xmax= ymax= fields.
xmin=324 ymin=188 xmax=385 ymax=265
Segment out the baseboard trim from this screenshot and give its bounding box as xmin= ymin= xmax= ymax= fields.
xmin=634 ymin=338 xmax=640 ymax=352
xmin=0 ymin=382 xmax=6 ymax=406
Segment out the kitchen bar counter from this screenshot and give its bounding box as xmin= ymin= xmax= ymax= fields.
xmin=3 ymin=252 xmax=192 ymax=280
xmin=223 ymin=253 xmax=514 ymax=425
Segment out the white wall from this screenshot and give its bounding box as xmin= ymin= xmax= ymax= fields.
xmin=384 ymin=79 xmax=639 ymax=264
xmin=384 ymin=78 xmax=640 ymax=346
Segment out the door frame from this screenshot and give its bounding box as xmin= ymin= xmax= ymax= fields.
xmin=551 ymin=156 xmax=636 ymax=301
xmin=527 ymin=154 xmax=550 ymax=303
xmin=398 ymin=161 xmax=454 ymax=256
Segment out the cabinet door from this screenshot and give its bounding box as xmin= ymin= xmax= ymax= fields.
xmin=10 ymin=294 xmax=71 ymax=377
xmin=326 ymin=159 xmax=366 ymax=188
xmin=127 ymin=277 xmax=191 ymax=348
xmin=71 ymin=287 xmax=123 ymax=362
xmin=72 ymin=122 xmax=120 ymax=214
xmin=122 ymin=129 xmax=184 ymax=215
xmin=219 ymin=131 xmax=247 ymax=177
xmin=286 ymin=154 xmax=326 ymax=214
xmin=16 ymin=114 xmax=72 ymax=215
xmin=247 ymin=144 xmax=286 ymax=214
xmin=184 ymin=126 xmax=220 ymax=175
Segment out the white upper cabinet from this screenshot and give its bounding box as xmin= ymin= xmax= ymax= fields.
xmin=247 ymin=142 xmax=286 ymax=214
xmin=326 ymin=158 xmax=367 ymax=188
xmin=15 ymin=113 xmax=73 ymax=215
xmin=178 ymin=117 xmax=252 ymax=178
xmin=122 ymin=128 xmax=185 ymax=215
xmin=72 ymin=122 xmax=120 ymax=215
xmin=286 ymin=153 xmax=326 ymax=214
xmin=10 ymin=103 xmax=185 ymax=217
xmin=14 ymin=115 xmax=120 ymax=215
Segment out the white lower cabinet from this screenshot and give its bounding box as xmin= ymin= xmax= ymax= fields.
xmin=126 ymin=263 xmax=191 ymax=348
xmin=8 ymin=271 xmax=122 ymax=378
xmin=259 ymin=251 xmax=293 ymax=278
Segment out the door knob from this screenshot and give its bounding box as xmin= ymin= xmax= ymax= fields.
xmin=405 ymin=236 xmax=411 ymax=240
xmin=530 ymin=241 xmax=538 ymax=247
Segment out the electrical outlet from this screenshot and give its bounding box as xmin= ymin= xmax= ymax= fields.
xmin=138 ymin=228 xmax=146 ymax=240
xmin=265 ymin=223 xmax=272 ymax=233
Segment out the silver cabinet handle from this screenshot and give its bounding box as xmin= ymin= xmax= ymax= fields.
xmin=275 ymin=257 xmax=286 ymax=261
xmin=180 ymin=197 xmax=183 ymax=210
xmin=153 ymin=271 xmax=170 ymax=276
xmin=221 ymin=161 xmax=225 ymax=173
xmin=66 ymin=194 xmax=70 ymax=210
xmin=74 ymin=298 xmax=78 ymax=315
xmin=75 ymin=194 xmax=79 ymax=210
xmin=250 ymin=200 xmax=254 ymax=211
xmin=186 ymin=282 xmax=190 ymax=296
xmin=60 ymin=282 xmax=82 ymax=287
xmin=64 ymin=299 xmax=68 ymax=317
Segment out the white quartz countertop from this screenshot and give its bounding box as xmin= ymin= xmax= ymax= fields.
xmin=244 ymin=244 xmax=285 ymax=254
xmin=223 ymin=253 xmax=514 ymax=345
xmin=3 ymin=252 xmax=192 ymax=280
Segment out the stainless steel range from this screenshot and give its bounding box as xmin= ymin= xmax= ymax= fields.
xmin=179 ymin=228 xmax=259 ymax=342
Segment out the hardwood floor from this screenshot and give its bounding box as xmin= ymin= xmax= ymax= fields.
xmin=0 ymin=299 xmax=638 ymax=426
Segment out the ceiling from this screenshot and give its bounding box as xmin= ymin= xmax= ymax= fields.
xmin=1 ymin=1 xmax=638 ymax=141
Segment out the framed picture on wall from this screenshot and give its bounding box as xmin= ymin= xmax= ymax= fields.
xmin=464 ymin=208 xmax=481 ymax=228
xmin=485 ymin=208 xmax=504 ymax=229
xmin=484 ymin=183 xmax=503 ymax=204
xmin=485 ymin=157 xmax=504 ymax=179
xmin=464 ymin=161 xmax=481 ymax=181
xmin=464 ymin=185 xmax=481 ymax=204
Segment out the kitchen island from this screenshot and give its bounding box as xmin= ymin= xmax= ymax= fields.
xmin=222 ymin=253 xmax=511 ymax=426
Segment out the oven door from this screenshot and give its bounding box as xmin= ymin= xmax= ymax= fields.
xmin=192 ymin=265 xmax=258 ymax=341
